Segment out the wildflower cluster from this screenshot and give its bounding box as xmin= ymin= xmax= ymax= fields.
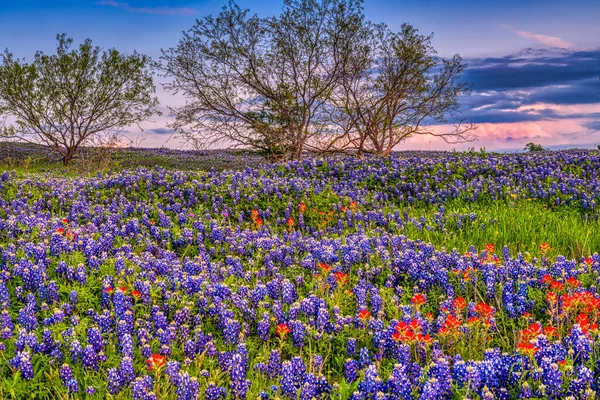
xmin=0 ymin=150 xmax=599 ymax=398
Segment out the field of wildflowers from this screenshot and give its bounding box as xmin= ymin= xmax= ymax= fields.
xmin=0 ymin=149 xmax=599 ymax=399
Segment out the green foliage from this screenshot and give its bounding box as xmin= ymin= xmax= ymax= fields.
xmin=524 ymin=142 xmax=544 ymax=152
xmin=0 ymin=34 xmax=160 ymax=164
xmin=1 ymin=148 xmax=599 ymax=398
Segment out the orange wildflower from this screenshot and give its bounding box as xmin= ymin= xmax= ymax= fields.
xmin=453 ymin=297 xmax=467 ymax=310
xmin=146 ymin=354 xmax=166 ymax=370
xmin=411 ymin=294 xmax=427 ymax=306
xmin=275 ymin=323 xmax=291 ymax=337
xmin=334 ymin=272 xmax=348 ymax=284
xmin=358 ymin=309 xmax=371 ymax=320
xmin=539 ymin=242 xmax=552 ymax=252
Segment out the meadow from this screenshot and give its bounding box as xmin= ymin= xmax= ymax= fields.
xmin=0 ymin=145 xmax=599 ymax=399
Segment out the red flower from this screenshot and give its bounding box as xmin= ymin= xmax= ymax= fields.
xmin=546 ymin=291 xmax=558 ymax=303
xmin=577 ymin=313 xmax=590 ymax=332
xmin=443 ymin=315 xmax=462 ymax=331
xmin=539 ymin=242 xmax=552 ymax=252
xmin=358 ymin=309 xmax=371 ymax=320
xmin=275 ymin=323 xmax=291 ymax=337
xmin=541 ymin=274 xmax=553 ymax=284
xmin=103 ymin=287 xmax=113 ymax=294
xmin=255 ymin=218 xmax=263 ymax=228
xmin=287 ymin=217 xmax=295 ymax=228
xmin=544 ymin=325 xmax=557 ymax=337
xmin=550 ymin=281 xmax=564 ymax=291
xmin=411 ymin=294 xmax=426 ymax=306
xmin=118 ymin=286 xmax=127 ymax=294
xmin=131 ymin=290 xmax=141 ymax=299
xmin=395 ymin=321 xmax=409 ymax=333
xmin=584 ymin=257 xmax=594 ymax=266
xmin=146 ymin=354 xmax=166 ymax=370
xmin=299 ymin=202 xmax=306 ymax=213
xmin=475 ymin=302 xmax=494 ymax=317
xmin=318 ymin=262 xmax=331 ymax=272
xmin=567 ymin=277 xmax=581 ymax=288
xmin=417 ymin=333 xmax=432 ymax=344
xmin=521 ymin=323 xmax=542 ymax=340
xmin=56 ymin=227 xmax=65 ymax=235
xmin=485 ymin=243 xmax=495 ymax=254
xmin=334 ymin=272 xmax=348 ymax=284
xmin=349 ymin=201 xmax=357 ymax=210
xmin=409 ymin=319 xmax=422 ymax=332
xmin=250 ymin=209 xmax=259 ymax=221
xmin=453 ymin=297 xmax=467 ymax=310
xmin=517 ymin=342 xmax=539 ymax=355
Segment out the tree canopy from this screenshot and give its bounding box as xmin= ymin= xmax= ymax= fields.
xmin=0 ymin=34 xmax=160 ymax=164
xmin=160 ymin=0 xmax=475 ymax=160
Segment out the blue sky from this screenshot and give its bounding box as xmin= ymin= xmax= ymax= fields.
xmin=1 ymin=0 xmax=599 ymax=150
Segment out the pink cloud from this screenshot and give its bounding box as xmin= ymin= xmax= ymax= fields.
xmin=502 ymin=25 xmax=573 ymax=48
xmin=399 ymin=118 xmax=599 ymax=151
xmin=515 ymin=31 xmax=573 ymax=49
xmin=515 ymin=103 xmax=600 ymax=116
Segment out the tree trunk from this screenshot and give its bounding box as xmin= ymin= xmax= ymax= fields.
xmin=62 ymin=147 xmax=76 ymax=165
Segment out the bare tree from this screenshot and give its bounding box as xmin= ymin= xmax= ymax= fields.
xmin=159 ymin=0 xmax=364 ymax=160
xmin=0 ymin=34 xmax=160 ymax=165
xmin=325 ymin=23 xmax=475 ymax=156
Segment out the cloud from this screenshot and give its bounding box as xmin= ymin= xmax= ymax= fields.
xmin=501 ymin=25 xmax=573 ymax=49
xmin=400 ymin=118 xmax=600 ymax=152
xmin=514 ymin=31 xmax=573 ymax=49
xmin=147 ymin=127 xmax=176 ymax=135
xmin=462 ymin=48 xmax=600 ymax=91
xmin=583 ymin=120 xmax=600 ymax=132
xmin=97 ymin=1 xmax=195 ymax=16
xmin=451 ymin=46 xmax=600 ymax=127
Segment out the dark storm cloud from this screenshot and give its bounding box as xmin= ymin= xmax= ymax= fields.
xmin=452 ymin=48 xmax=600 ymax=124
xmin=462 ymin=48 xmax=600 ymax=91
xmin=525 ymin=79 xmax=600 ymax=105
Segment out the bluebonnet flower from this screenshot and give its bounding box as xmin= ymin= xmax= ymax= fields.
xmin=58 ymin=364 xmax=78 ymax=393
xmin=121 ymin=356 xmax=135 ymax=384
xmin=280 ymin=360 xmax=297 ymax=398
xmin=175 ymin=372 xmax=200 ymax=400
xmin=9 ymin=350 xmax=34 ymax=380
xmin=346 ymin=337 xmax=357 ymax=356
xmin=344 ymin=359 xmax=359 ymax=383
xmin=132 ymin=376 xmax=156 ymax=400
xmin=205 ymin=384 xmax=227 ymax=400
xmin=81 ymin=345 xmax=98 ymax=370
xmin=268 ymin=349 xmax=281 ymax=378
xmin=107 ymin=368 xmax=123 ymax=395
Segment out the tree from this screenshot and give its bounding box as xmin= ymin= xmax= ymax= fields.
xmin=524 ymin=142 xmax=544 ymax=152
xmin=324 ymin=23 xmax=475 ymax=156
xmin=0 ymin=34 xmax=160 ymax=165
xmin=159 ymin=0 xmax=364 ymax=160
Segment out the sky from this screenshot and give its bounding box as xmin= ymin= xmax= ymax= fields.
xmin=1 ymin=0 xmax=599 ymax=151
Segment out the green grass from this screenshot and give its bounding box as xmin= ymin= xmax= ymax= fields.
xmin=387 ymin=199 xmax=599 ymax=260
